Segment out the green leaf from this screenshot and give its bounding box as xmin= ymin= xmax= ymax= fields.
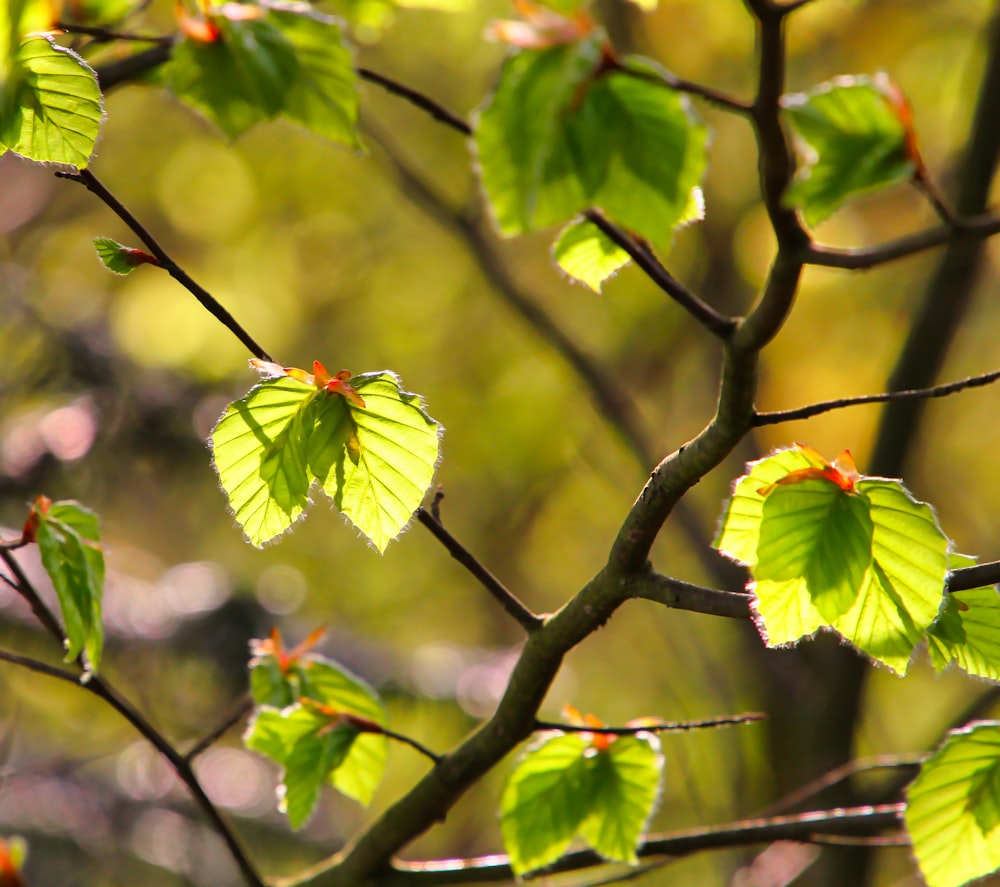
xmin=34 ymin=500 xmax=105 ymax=671
xmin=928 ymin=579 xmax=1000 ymax=681
xmin=268 ymin=3 xmax=360 ymax=146
xmin=715 ymin=447 xmax=949 ymax=674
xmin=211 ymin=374 xmax=318 ymax=546
xmin=245 ymin=705 xmax=359 ymax=829
xmin=576 ymin=736 xmax=663 ymax=864
xmin=553 ymin=217 xmax=630 ymax=291
xmin=212 ymin=368 xmax=441 ymax=551
xmin=500 ymin=732 xmax=663 ymax=876
xmin=167 ymin=17 xmax=299 ymax=139
xmin=783 ymin=74 xmax=916 ymax=226
xmin=248 ymin=637 xmax=390 ymax=806
xmin=92 ymin=236 xmax=155 ymax=275
xmin=475 ymin=43 xmax=706 ymax=250
xmin=907 ymin=721 xmax=1000 ymax=887
xmin=0 ymin=35 xmax=103 ymax=168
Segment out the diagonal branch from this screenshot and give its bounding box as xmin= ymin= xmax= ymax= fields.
xmin=752 ymin=366 xmax=1000 ymax=426
xmin=0 ymin=551 xmax=265 ymax=887
xmin=533 ymin=712 xmax=764 ymax=736
xmin=374 ymin=804 xmax=905 ymax=885
xmin=56 ymin=169 xmax=273 ymax=362
xmin=416 ymin=508 xmax=542 ymax=633
xmin=583 ymin=209 xmax=736 ymax=337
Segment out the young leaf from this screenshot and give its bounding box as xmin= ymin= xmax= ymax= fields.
xmin=0 ymin=35 xmax=103 ymax=168
xmin=268 ymin=4 xmax=360 ymax=147
xmin=928 ymin=579 xmax=1000 ymax=682
xmin=906 ymin=721 xmax=1000 ymax=887
xmin=30 ymin=498 xmax=105 ymax=671
xmin=553 ymin=217 xmax=630 ymax=291
xmin=212 ymin=365 xmax=441 ymax=551
xmin=783 ymin=74 xmax=917 ymax=226
xmin=715 ymin=446 xmax=949 ymax=674
xmin=475 ymin=43 xmax=707 ymax=251
xmin=167 ymin=16 xmax=299 ymax=139
xmin=249 ymin=629 xmax=390 ymax=807
xmin=501 ymin=729 xmax=663 ymax=876
xmin=93 ymin=237 xmax=158 ymax=275
xmin=245 ymin=705 xmax=359 ymax=829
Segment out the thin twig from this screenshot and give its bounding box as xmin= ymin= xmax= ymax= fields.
xmin=380 ymin=727 xmax=443 ymax=766
xmin=185 ymin=696 xmax=255 ymax=762
xmin=0 ymin=649 xmax=81 ymax=684
xmin=752 ymin=366 xmax=1000 ymax=426
xmin=379 ymin=805 xmax=905 ymax=885
xmin=583 ymin=209 xmax=736 ymax=337
xmin=0 ymin=551 xmax=265 ymax=887
xmin=416 ymin=508 xmax=542 ymax=633
xmin=533 ymin=712 xmax=764 ymax=736
xmin=805 ymin=212 xmax=1000 ymax=270
xmin=949 ymin=560 xmax=1000 ymax=592
xmin=606 ymin=60 xmax=752 ymax=115
xmin=914 ymin=171 xmax=957 ymax=226
xmin=56 ymin=21 xmax=173 ymax=43
xmin=55 ymin=169 xmax=273 ymax=362
xmin=358 ymin=68 xmax=471 ymax=136
xmin=627 ymin=571 xmax=752 ymax=619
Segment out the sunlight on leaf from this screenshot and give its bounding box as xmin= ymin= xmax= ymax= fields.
xmin=928 ymin=556 xmax=1000 ymax=681
xmin=715 ymin=446 xmax=949 ymax=674
xmin=0 ymin=35 xmax=103 ymax=168
xmin=553 ymin=217 xmax=631 ymax=291
xmin=907 ymin=721 xmax=1000 ymax=887
xmin=783 ymin=73 xmax=917 ymax=226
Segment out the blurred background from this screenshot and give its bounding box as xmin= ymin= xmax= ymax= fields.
xmin=1 ymin=0 xmax=999 ymax=884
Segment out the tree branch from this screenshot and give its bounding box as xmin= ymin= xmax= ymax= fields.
xmin=184 ymin=696 xmax=255 ymax=763
xmin=0 ymin=552 xmax=265 ymax=887
xmin=370 ymin=804 xmax=905 ymax=885
xmin=606 ymin=59 xmax=752 ymax=115
xmin=582 ymin=209 xmax=737 ymax=337
xmin=533 ymin=712 xmax=765 ymax=736
xmin=56 ymin=169 xmax=273 ymax=362
xmin=752 ymin=366 xmax=1000 ymax=426
xmin=358 ymin=68 xmax=471 ymax=135
xmin=627 ymin=570 xmax=752 ymax=619
xmin=805 ymin=212 xmax=1000 ymax=270
xmin=416 ymin=508 xmax=542 ymax=633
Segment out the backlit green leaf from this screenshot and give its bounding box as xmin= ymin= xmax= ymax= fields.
xmin=783 ymin=74 xmax=915 ymax=226
xmin=553 ymin=218 xmax=630 ymax=291
xmin=907 ymin=721 xmax=1000 ymax=887
xmin=245 ymin=705 xmax=359 ymax=829
xmin=167 ymin=18 xmax=298 ymax=139
xmin=475 ymin=43 xmax=707 ymax=251
xmin=34 ymin=500 xmax=104 ymax=671
xmin=715 ymin=447 xmax=949 ymax=673
xmin=501 ymin=732 xmax=663 ymax=876
xmin=212 ymin=368 xmax=440 ymax=551
xmin=928 ymin=563 xmax=1000 ymax=681
xmin=576 ymin=736 xmax=662 ymax=864
xmin=1 ymin=35 xmax=103 ymax=168
xmin=268 ymin=4 xmax=360 ymax=146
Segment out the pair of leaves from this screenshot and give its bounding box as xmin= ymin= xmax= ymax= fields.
xmin=714 ymin=445 xmax=950 ymax=675
xmin=1 ymin=0 xmax=103 ymax=168
xmin=783 ymin=73 xmax=920 ymax=226
xmin=244 ymin=630 xmax=389 ymax=828
xmin=22 ymin=497 xmax=105 ymax=671
xmin=474 ymin=34 xmax=707 ymax=289
xmin=210 ymin=362 xmax=441 ymax=552
xmin=166 ymin=1 xmax=358 ymax=144
xmin=500 ymin=725 xmax=663 ymax=876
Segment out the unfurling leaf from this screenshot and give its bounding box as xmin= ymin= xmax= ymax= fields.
xmin=474 ymin=39 xmax=707 ymax=253
xmin=245 ymin=630 xmax=389 ymax=822
xmin=907 ymin=721 xmax=1000 ymax=887
xmin=93 ymin=237 xmax=158 ymax=275
xmin=714 ymin=444 xmax=949 ymax=674
xmin=782 ymin=73 xmax=919 ymax=225
xmin=211 ymin=363 xmax=441 ymax=551
xmin=501 ymin=710 xmax=662 ymax=876
xmin=27 ymin=496 xmax=105 ymax=671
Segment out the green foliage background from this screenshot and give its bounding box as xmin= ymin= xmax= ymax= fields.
xmin=1 ymin=0 xmax=999 ymax=884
